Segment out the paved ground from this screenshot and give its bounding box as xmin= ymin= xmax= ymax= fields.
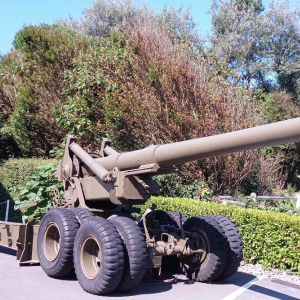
xmin=1 ymin=246 xmax=299 ymax=300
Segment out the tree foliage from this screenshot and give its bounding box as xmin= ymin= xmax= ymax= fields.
xmin=232 ymin=0 xmax=264 ymax=13
xmin=209 ymin=0 xmax=262 ymax=88
xmin=259 ymin=1 xmax=300 ymax=100
xmin=57 ymin=0 xmax=200 ymax=45
xmin=209 ymin=0 xmax=300 ymax=101
xmin=0 ymin=25 xmax=90 ymax=157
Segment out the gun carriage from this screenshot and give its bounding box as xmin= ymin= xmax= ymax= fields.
xmin=1 ymin=117 xmax=300 ymax=294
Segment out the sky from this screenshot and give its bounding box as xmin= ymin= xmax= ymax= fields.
xmin=0 ymin=0 xmax=281 ymax=55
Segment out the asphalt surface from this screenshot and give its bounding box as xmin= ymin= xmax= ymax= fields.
xmin=0 ymin=246 xmax=299 ymax=300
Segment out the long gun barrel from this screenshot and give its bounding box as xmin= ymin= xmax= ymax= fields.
xmin=96 ymin=117 xmax=300 ymax=171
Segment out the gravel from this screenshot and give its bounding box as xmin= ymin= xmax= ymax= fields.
xmin=238 ymin=262 xmax=300 ymax=285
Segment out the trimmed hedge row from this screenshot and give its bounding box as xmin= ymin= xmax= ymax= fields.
xmin=140 ymin=197 xmax=300 ymax=273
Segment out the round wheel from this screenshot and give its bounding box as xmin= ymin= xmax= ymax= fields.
xmin=109 ymin=216 xmax=147 ymax=292
xmin=181 ymin=216 xmax=229 ymax=282
xmin=211 ymin=215 xmax=243 ymax=280
xmin=73 ymin=218 xmax=124 ymax=295
xmin=37 ymin=208 xmax=79 ymax=277
xmin=71 ymin=207 xmax=95 ymax=224
xmin=155 ymin=210 xmax=187 ymax=228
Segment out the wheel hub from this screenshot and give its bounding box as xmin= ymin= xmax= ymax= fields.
xmin=185 ymin=230 xmax=210 ymax=266
xmin=80 ymin=235 xmax=102 ymax=279
xmin=43 ymin=222 xmax=61 ymax=261
xmin=197 ymin=231 xmax=209 ymax=265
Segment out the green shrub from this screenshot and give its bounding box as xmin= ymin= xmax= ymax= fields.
xmin=140 ymin=197 xmax=300 ymax=273
xmin=0 ymin=158 xmax=59 ymax=222
xmin=0 ymin=158 xmax=58 ymax=197
xmin=259 ymin=92 xmax=300 ymax=192
xmin=15 ymin=162 xmax=63 ymax=223
xmin=1 ymin=25 xmax=91 ymax=157
xmin=155 ymin=173 xmax=212 ymax=199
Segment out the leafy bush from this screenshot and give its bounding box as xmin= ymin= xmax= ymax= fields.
xmin=261 ymin=92 xmax=300 ymax=124
xmin=0 ymin=25 xmax=91 ymax=157
xmin=258 ymin=92 xmax=300 ymax=192
xmin=140 ymin=197 xmax=300 ymax=273
xmin=155 ymin=173 xmax=212 ymax=199
xmin=0 ymin=158 xmax=58 ymax=197
xmin=14 ymin=163 xmax=63 ymax=223
xmin=0 ymin=158 xmax=59 ymax=222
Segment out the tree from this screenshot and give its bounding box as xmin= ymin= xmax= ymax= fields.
xmin=209 ymin=0 xmax=300 ymax=102
xmin=209 ymin=0 xmax=261 ymax=88
xmin=0 ymin=25 xmax=90 ymax=157
xmin=257 ymin=1 xmax=300 ymax=100
xmin=232 ymin=0 xmax=264 ymax=13
xmin=56 ymin=0 xmax=200 ymax=45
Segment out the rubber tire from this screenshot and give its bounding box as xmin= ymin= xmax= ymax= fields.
xmin=73 ymin=218 xmax=124 ymax=295
xmin=211 ymin=215 xmax=243 ymax=280
xmin=71 ymin=207 xmax=95 ymax=224
xmin=167 ymin=211 xmax=188 ymax=227
xmin=109 ymin=216 xmax=147 ymax=292
xmin=37 ymin=208 xmax=80 ymax=277
xmin=181 ymin=216 xmax=229 ymax=282
xmin=155 ymin=210 xmax=187 ymax=228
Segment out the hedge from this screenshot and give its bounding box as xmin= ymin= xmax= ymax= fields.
xmin=140 ymin=197 xmax=300 ymax=273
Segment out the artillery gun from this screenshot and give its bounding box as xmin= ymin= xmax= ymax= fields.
xmin=1 ymin=117 xmax=300 ymax=295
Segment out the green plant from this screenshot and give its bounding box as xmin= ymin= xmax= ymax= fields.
xmin=155 ymin=173 xmax=212 ymax=199
xmin=258 ymin=198 xmax=298 ymax=214
xmin=0 ymin=158 xmax=58 ymax=198
xmin=0 ymin=158 xmax=55 ymax=222
xmin=0 ymin=25 xmax=91 ymax=157
xmin=14 ymin=163 xmax=63 ymax=223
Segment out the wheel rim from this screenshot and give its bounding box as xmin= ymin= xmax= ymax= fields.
xmin=188 ymin=230 xmax=210 ymax=266
xmin=43 ymin=222 xmax=60 ymax=261
xmin=80 ymin=235 xmax=102 ymax=279
xmin=197 ymin=230 xmax=210 ymax=265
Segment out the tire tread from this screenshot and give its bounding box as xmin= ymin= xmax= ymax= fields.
xmin=181 ymin=216 xmax=229 ymax=282
xmin=109 ymin=216 xmax=147 ymax=292
xmin=211 ymin=215 xmax=243 ymax=280
xmin=37 ymin=208 xmax=79 ymax=278
xmin=73 ymin=218 xmax=124 ymax=295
